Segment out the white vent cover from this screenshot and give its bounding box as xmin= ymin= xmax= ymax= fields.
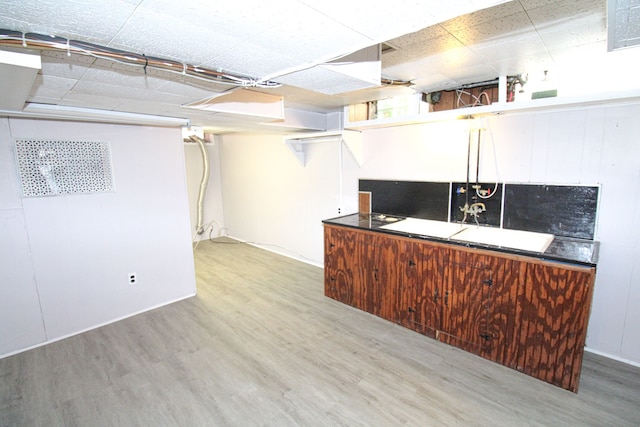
xmin=15 ymin=139 xmax=114 ymax=197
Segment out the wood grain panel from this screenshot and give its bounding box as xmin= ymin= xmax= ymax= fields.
xmin=517 ymin=263 xmax=595 ymax=391
xmin=479 ymin=255 xmax=524 ymax=367
xmin=359 ymin=234 xmax=401 ymax=321
xmin=324 ymin=225 xmax=358 ymax=308
xmin=323 ymin=224 xmax=596 ymax=392
xmin=440 ymin=250 xmax=489 ymax=355
xmin=396 ymin=242 xmax=447 ymax=338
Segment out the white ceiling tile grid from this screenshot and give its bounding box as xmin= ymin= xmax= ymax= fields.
xmin=1 ymin=0 xmax=638 ymax=131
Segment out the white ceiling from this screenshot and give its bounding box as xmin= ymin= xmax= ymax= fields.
xmin=0 ymin=0 xmax=635 ymax=133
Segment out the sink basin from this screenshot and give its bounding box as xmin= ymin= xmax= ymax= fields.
xmin=451 ymin=226 xmax=554 ymax=253
xmin=380 ymin=217 xmax=467 ymax=239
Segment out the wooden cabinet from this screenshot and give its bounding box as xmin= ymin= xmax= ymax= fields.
xmin=396 ymin=240 xmax=446 ymax=339
xmin=515 ymin=263 xmax=595 ymax=391
xmin=323 ymin=224 xmax=596 ymax=392
xmin=357 ymin=233 xmax=401 ymax=321
xmin=324 ymin=225 xmax=359 ymax=308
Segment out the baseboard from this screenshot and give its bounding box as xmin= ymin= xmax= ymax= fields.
xmin=584 ymin=346 xmax=640 ymax=368
xmin=224 ymin=235 xmax=324 ymax=269
xmin=0 ymin=292 xmax=196 ymax=360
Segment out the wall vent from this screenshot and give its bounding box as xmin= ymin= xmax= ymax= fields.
xmin=14 ymin=139 xmax=114 ymax=197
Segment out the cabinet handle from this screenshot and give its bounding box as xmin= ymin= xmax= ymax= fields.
xmin=408 ymin=259 xmax=416 ymax=267
xmin=434 ymin=287 xmax=439 ymax=303
xmin=329 ymin=243 xmax=335 ymax=248
xmin=483 ymin=279 xmax=493 ymax=286
xmin=479 ymin=333 xmax=491 ymax=342
xmin=444 ymin=290 xmax=449 ymax=307
xmin=408 ymin=306 xmax=415 ymax=313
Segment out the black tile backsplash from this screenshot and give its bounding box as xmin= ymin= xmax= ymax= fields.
xmin=358 ymin=179 xmax=450 ymax=221
xmin=359 ymin=179 xmax=599 ymax=240
xmin=503 ymin=184 xmax=598 ymax=240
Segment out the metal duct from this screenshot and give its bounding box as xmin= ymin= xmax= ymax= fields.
xmin=0 ymin=29 xmax=281 ymax=89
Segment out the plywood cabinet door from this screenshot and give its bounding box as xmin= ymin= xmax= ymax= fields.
xmin=440 ymin=250 xmax=492 ymax=354
xmin=324 ymin=226 xmax=359 ymax=308
xmin=396 ymin=241 xmax=447 ymax=339
xmin=516 ymin=263 xmax=595 ymax=392
xmin=440 ymin=249 xmax=524 ymax=365
xmin=357 ymin=233 xmax=401 ymax=321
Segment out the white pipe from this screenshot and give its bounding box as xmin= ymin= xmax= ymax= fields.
xmin=190 ymin=136 xmax=210 ymax=234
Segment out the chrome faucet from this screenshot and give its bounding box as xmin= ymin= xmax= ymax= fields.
xmin=460 ymin=202 xmax=486 ymax=226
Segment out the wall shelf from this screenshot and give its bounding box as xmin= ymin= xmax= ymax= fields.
xmin=284 ymin=130 xmax=363 ymax=166
xmin=344 ymin=88 xmax=640 ymax=130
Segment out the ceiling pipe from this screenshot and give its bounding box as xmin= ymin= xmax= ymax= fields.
xmin=0 ymin=29 xmax=281 ymax=89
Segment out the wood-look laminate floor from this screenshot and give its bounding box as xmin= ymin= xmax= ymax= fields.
xmin=2 ymin=238 xmax=640 ymax=426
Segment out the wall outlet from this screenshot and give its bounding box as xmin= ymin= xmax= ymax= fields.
xmin=128 ymin=273 xmax=137 ymax=285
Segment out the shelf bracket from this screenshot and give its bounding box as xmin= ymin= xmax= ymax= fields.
xmin=284 ymin=130 xmax=363 ymax=167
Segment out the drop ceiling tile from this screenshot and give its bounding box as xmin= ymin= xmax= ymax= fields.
xmin=0 ymin=0 xmax=138 ymax=43
xmin=108 ymin=7 xmax=243 ymax=65
xmin=548 ymin=41 xmax=608 ymax=67
xmin=410 ymin=74 xmax=460 ymax=92
xmin=440 ymin=1 xmax=525 ymax=34
xmin=39 ymin=51 xmax=96 ymax=79
xmin=59 ymin=93 xmax=122 ymax=110
xmin=536 ymin=14 xmax=606 ymax=51
xmin=385 ymin=44 xmax=484 ymax=82
xmin=518 ymin=0 xmax=562 ymax=8
xmin=385 ymin=25 xmax=452 ymax=49
xmin=470 ymin=33 xmax=549 ymax=62
xmin=202 ymin=44 xmax=300 ymax=79
xmin=441 ymin=63 xmax=498 ymax=83
xmin=78 ymin=68 xmax=166 ymax=92
xmin=136 ymin=0 xmax=278 ymax=39
xmin=67 ymin=79 xmax=162 ymax=102
xmin=29 ymin=74 xmax=76 ymax=99
xmin=274 ymin=66 xmax=379 ymax=95
xmin=446 ymin=11 xmax=537 ymax=46
xmin=297 ymin=0 xmax=513 ymax=42
xmin=155 ymin=79 xmax=229 ymax=100
xmin=249 ymin=3 xmax=375 ymax=67
xmin=526 ymin=0 xmax=605 ymax=25
xmin=382 ymin=33 xmax=467 ymax=68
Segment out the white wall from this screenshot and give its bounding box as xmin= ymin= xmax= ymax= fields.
xmin=216 ymin=133 xmax=344 ymax=265
xmin=0 ymin=118 xmax=196 ymax=357
xmin=215 ymin=102 xmax=640 ymax=366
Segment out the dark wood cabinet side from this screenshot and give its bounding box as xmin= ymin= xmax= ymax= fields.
xmin=516 ymin=263 xmax=595 ymax=392
xmin=324 ymin=225 xmax=359 ymax=308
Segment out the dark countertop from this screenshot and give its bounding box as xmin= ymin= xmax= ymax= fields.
xmin=323 ymin=213 xmax=599 ymax=267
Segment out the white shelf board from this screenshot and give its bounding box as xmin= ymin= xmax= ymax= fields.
xmin=284 ymin=130 xmax=363 ymax=167
xmin=344 ymin=89 xmax=640 ymax=130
